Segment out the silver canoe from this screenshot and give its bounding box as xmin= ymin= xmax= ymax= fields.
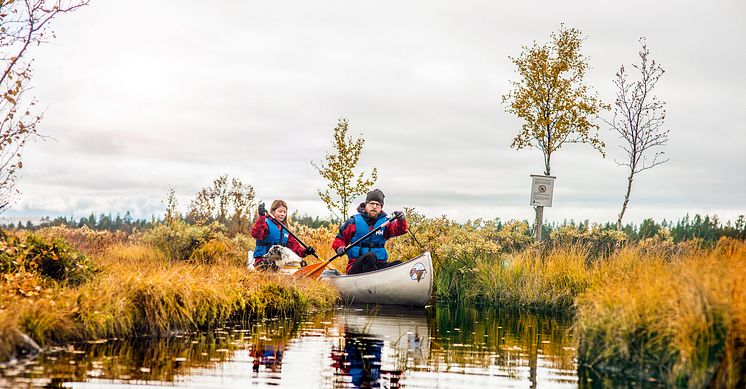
xmin=320 ymin=252 xmax=434 ymax=307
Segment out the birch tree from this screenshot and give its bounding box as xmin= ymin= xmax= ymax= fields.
xmin=502 ymin=26 xmax=607 ymax=240
xmin=312 ymin=118 xmax=377 ymax=221
xmin=608 ymin=38 xmax=669 ymax=231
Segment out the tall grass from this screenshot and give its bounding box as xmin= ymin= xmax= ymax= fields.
xmin=8 ymin=221 xmax=743 ymax=385
xmin=0 ymin=243 xmax=338 ymax=362
xmin=575 ymin=238 xmax=746 ymax=387
xmin=474 ymin=244 xmax=591 ymax=309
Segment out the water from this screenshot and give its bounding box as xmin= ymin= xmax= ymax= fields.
xmin=1 ymin=305 xmax=584 ymax=388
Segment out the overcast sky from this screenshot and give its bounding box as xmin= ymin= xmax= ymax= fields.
xmin=2 ymin=0 xmax=744 ymax=225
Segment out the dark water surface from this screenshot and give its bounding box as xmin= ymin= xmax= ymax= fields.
xmin=1 ymin=305 xmax=598 ymax=388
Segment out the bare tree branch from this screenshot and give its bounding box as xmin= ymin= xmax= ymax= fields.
xmin=605 ymin=38 xmax=669 ymax=230
xmin=0 ymin=0 xmax=88 ymax=213
xmin=0 ymin=0 xmax=88 ymax=212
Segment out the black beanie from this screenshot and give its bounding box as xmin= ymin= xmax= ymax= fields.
xmin=365 ymin=189 xmax=385 ymax=205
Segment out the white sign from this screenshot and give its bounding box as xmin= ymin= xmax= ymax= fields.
xmin=530 ymin=175 xmax=556 ymax=207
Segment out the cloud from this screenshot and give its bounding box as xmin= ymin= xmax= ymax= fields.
xmin=3 ymin=0 xmax=743 ymax=225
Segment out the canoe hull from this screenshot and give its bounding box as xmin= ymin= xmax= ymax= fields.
xmin=321 ymin=252 xmax=434 ymax=307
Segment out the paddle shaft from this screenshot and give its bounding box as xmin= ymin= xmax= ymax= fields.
xmin=293 ymin=214 xmax=399 ymax=279
xmin=265 ymin=213 xmax=320 ymax=260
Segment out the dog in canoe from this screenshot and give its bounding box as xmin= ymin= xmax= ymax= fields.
xmin=247 ymin=245 xmax=305 ymax=274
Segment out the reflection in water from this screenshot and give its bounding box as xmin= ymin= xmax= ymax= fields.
xmin=427 ymin=306 xmax=577 ymax=387
xmin=1 ymin=305 xmax=585 ymax=388
xmin=330 ymin=307 xmax=429 ymax=388
xmin=333 ymin=331 xmax=384 ymax=387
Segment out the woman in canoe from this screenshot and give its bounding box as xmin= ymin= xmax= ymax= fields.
xmin=332 ymin=189 xmax=408 ymax=274
xmin=251 ymin=200 xmax=316 ymax=270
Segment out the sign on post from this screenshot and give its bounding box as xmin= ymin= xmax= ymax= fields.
xmin=530 ymin=175 xmax=556 ymax=207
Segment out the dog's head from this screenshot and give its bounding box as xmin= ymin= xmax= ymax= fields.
xmin=264 ymin=245 xmax=303 ymax=271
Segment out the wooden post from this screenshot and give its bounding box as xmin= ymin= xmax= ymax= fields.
xmin=534 ymin=205 xmax=544 ymax=241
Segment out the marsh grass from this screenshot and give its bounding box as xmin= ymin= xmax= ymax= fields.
xmin=575 ymin=238 xmax=746 ymax=387
xmin=6 ymin=221 xmax=743 ymax=386
xmin=431 ymin=243 xmax=592 ymax=309
xmin=390 ymin=215 xmax=744 ymax=386
xmin=0 ymin=243 xmax=338 ymax=362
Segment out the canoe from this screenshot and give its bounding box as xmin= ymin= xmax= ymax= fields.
xmin=320 ymin=252 xmax=434 ymax=307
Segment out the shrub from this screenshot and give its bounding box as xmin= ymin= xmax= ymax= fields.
xmin=139 ymin=220 xmax=224 ymax=261
xmin=548 ymin=225 xmax=626 ymax=258
xmin=0 ymin=231 xmax=95 ymax=286
xmin=494 ymin=220 xmax=534 ymax=252
xmin=33 ymin=226 xmax=129 ymax=256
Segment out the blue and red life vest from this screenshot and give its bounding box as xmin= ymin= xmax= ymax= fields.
xmin=253 ymin=219 xmax=289 ymax=258
xmin=346 ymin=214 xmax=388 ymax=261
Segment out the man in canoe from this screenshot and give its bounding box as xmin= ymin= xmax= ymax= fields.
xmin=251 ymin=200 xmax=316 ymax=270
xmin=332 ymin=189 xmax=408 ymax=274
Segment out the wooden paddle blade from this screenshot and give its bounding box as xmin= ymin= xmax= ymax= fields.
xmin=293 ymin=261 xmax=329 ymax=279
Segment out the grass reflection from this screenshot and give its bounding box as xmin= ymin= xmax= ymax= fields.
xmin=2 ymin=306 xmax=580 ymax=388
xmin=22 ymin=331 xmax=246 ymax=384
xmin=1 ymin=316 xmax=308 ymax=387
xmin=429 ymin=305 xmax=576 ymax=379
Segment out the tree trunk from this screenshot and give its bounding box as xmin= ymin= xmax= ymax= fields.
xmin=534 ymin=205 xmax=544 ymax=241
xmin=617 ymin=171 xmax=634 ymax=231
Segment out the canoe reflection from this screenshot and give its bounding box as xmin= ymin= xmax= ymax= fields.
xmin=331 ymin=306 xmax=429 ymax=388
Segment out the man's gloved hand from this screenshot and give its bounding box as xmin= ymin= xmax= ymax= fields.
xmin=392 ymin=210 xmax=405 ymax=221
xmin=305 ymin=246 xmax=316 ymax=256
xmin=336 ymin=247 xmax=346 ymax=256
xmin=258 ymin=202 xmax=267 ymax=216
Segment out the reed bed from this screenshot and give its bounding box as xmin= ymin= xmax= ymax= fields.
xmin=575 ymin=238 xmax=746 ymax=387
xmin=5 ymin=221 xmax=744 ymax=386
xmin=0 ymin=243 xmax=338 ymax=362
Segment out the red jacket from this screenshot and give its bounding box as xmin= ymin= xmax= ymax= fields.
xmin=332 ymin=203 xmax=408 ymax=272
xmin=251 ymin=215 xmax=307 ymax=260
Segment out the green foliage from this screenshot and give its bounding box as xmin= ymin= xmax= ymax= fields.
xmin=637 ymin=218 xmax=661 ymax=239
xmin=433 ymin=248 xmax=481 ymax=302
xmin=502 ymin=25 xmax=608 ymax=176
xmin=140 ymin=220 xmax=224 ymax=261
xmin=312 ymin=118 xmax=378 ymax=221
xmin=548 ymin=225 xmax=627 ymax=257
xmin=0 ymin=231 xmax=95 ymax=285
xmin=289 ymin=210 xmax=332 ymax=228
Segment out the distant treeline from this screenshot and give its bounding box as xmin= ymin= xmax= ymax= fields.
xmin=0 ymin=210 xmax=331 ymax=232
xmin=1 ymin=212 xmax=153 ymax=232
xmin=539 ymin=213 xmax=746 ymax=242
xmin=2 ymin=212 xmax=743 ymax=242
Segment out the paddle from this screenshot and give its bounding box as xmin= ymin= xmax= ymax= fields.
xmin=264 ymin=212 xmax=320 ymax=260
xmin=293 ymin=214 xmax=398 ymax=279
